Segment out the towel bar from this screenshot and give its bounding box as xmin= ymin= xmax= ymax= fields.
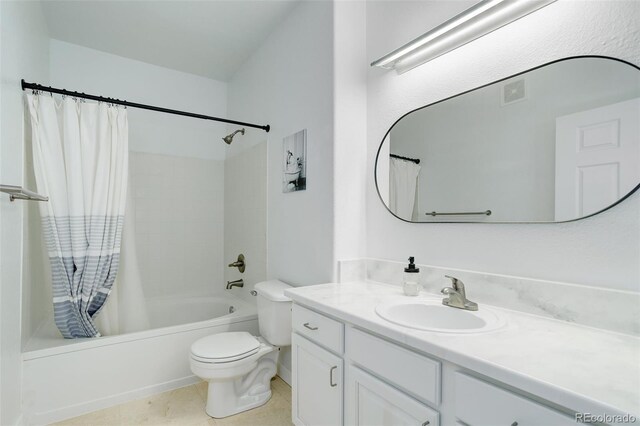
xmin=0 ymin=185 xmax=48 ymax=202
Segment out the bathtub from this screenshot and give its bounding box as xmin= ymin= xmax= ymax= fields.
xmin=21 ymin=293 xmax=258 ymax=425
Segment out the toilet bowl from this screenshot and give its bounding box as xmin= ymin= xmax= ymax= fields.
xmin=190 ymin=280 xmax=292 ymax=418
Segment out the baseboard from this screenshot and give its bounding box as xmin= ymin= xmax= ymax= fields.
xmin=26 ymin=375 xmax=200 ymax=425
xmin=277 ymin=363 xmax=292 ymax=386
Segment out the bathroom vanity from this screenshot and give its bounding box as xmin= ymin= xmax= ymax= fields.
xmin=285 ymin=282 xmax=639 ymax=426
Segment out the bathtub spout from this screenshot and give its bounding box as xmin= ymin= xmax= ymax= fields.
xmin=226 ymin=279 xmax=244 ymax=289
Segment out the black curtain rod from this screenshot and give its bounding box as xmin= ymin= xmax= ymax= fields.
xmin=21 ymin=80 xmax=270 ymax=133
xmin=390 ymin=153 xmax=420 ymax=164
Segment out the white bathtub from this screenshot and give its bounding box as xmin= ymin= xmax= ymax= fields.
xmin=22 ymin=294 xmax=258 ymax=425
xmin=146 ymin=296 xmax=243 ymax=329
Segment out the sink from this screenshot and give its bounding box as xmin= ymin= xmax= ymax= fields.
xmin=375 ymin=300 xmax=505 ymax=333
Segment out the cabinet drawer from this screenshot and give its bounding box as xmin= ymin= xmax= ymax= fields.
xmin=293 ymin=304 xmax=344 ymax=354
xmin=347 ymin=366 xmax=439 ymax=426
xmin=347 ymin=327 xmax=441 ymax=406
xmin=455 ymin=373 xmax=574 ymax=426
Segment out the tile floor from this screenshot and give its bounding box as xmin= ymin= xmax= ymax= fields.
xmin=54 ymin=376 xmax=293 ymax=426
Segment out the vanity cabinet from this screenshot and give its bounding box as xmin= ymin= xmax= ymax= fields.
xmin=292 ymin=305 xmax=345 ymax=426
xmin=346 ymin=366 xmax=439 ymax=426
xmin=291 ymin=302 xmax=575 ymax=426
xmin=292 ymin=334 xmax=343 ymax=426
xmin=454 ymin=373 xmax=574 ymax=426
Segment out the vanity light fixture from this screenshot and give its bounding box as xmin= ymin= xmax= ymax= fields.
xmin=371 ymin=0 xmax=557 ymax=74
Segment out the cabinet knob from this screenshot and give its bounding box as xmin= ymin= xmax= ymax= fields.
xmin=511 ymin=422 xmax=518 ymax=426
xmin=422 ymin=422 xmax=430 ymax=426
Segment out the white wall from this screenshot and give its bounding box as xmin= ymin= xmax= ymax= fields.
xmin=389 ymin=58 xmax=640 ymax=222
xmin=227 ymin=1 xmax=335 ymax=286
xmin=49 ymin=40 xmax=228 ymax=160
xmin=333 ymin=0 xmax=368 ymax=271
xmin=366 ymin=1 xmax=640 ymax=291
xmin=0 ymin=1 xmax=50 ymax=424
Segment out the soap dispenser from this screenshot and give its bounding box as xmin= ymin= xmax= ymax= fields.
xmin=403 ymin=257 xmax=421 ymax=296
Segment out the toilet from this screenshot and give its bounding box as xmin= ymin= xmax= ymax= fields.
xmin=189 ymin=280 xmax=292 ymax=418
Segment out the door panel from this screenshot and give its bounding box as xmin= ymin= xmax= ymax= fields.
xmin=555 ymin=98 xmax=640 ymax=220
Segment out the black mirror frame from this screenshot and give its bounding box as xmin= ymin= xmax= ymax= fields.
xmin=374 ymin=55 xmax=640 ymax=224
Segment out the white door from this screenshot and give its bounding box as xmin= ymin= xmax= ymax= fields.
xmin=555 ymin=98 xmax=640 ymax=221
xmin=346 ymin=366 xmax=439 ymax=426
xmin=292 ymin=334 xmax=343 ymax=426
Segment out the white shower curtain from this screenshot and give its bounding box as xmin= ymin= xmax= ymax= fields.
xmin=27 ymin=94 xmax=129 ymax=338
xmin=95 ymin=181 xmax=150 ymax=335
xmin=389 ymin=157 xmax=421 ymax=221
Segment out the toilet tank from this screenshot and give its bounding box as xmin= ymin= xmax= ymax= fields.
xmin=254 ymin=280 xmax=293 ymax=346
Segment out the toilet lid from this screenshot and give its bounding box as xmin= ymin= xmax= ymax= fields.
xmin=190 ymin=332 xmax=260 ymax=362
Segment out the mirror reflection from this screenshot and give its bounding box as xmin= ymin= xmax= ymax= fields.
xmin=376 ymin=57 xmax=640 ymax=223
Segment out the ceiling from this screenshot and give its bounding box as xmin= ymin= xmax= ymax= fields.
xmin=41 ymin=1 xmax=299 ymax=81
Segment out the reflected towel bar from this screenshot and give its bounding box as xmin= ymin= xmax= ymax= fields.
xmin=390 ymin=154 xmax=420 ymax=164
xmin=427 ymin=210 xmax=491 ymax=216
xmin=0 ymin=185 xmax=49 ymax=202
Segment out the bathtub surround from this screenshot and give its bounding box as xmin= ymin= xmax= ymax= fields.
xmin=338 ymin=258 xmax=640 ymax=336
xmin=223 ymin=143 xmax=267 ymax=304
xmin=130 ymin=152 xmax=225 ymax=299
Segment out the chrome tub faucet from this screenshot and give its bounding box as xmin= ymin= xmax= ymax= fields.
xmin=441 ymin=275 xmax=478 ymax=311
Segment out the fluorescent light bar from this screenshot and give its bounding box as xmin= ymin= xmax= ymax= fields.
xmin=371 ymin=0 xmax=557 ymax=74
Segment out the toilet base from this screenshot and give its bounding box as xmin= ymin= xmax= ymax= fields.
xmin=206 ymin=382 xmax=273 ymax=418
xmin=203 ymin=346 xmax=279 ymax=418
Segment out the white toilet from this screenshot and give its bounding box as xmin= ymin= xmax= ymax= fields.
xmin=189 ymin=280 xmax=292 ymax=418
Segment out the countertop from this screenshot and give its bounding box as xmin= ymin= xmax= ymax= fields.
xmin=285 ymin=281 xmax=640 ymax=418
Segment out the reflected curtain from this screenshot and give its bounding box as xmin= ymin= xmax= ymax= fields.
xmin=27 ymin=94 xmax=128 ymax=338
xmin=389 ymin=157 xmax=421 ymax=221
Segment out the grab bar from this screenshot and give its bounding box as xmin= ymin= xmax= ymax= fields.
xmin=427 ymin=210 xmax=491 ymax=216
xmin=0 ymin=185 xmax=48 ymax=202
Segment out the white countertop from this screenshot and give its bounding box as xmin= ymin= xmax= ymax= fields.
xmin=285 ymin=281 xmax=640 ymax=418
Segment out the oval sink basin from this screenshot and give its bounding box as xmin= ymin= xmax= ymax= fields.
xmin=375 ymin=300 xmax=505 ymax=333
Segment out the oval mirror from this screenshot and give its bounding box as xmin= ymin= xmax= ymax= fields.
xmin=375 ymin=56 xmax=640 ymax=223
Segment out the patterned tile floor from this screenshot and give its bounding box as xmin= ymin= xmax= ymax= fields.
xmin=54 ymin=377 xmax=293 ymax=426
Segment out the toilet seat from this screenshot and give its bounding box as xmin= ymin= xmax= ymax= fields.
xmin=190 ymin=332 xmax=261 ymax=364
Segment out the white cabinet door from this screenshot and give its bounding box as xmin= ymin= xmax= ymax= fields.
xmin=555 ymin=97 xmax=640 ymax=221
xmin=346 ymin=366 xmax=439 ymax=426
xmin=292 ymin=333 xmax=343 ymax=426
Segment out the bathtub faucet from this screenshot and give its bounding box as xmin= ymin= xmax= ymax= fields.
xmin=226 ymin=279 xmax=244 ymax=290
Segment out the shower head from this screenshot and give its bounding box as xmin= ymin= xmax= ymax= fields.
xmin=222 ymin=128 xmax=245 ymax=145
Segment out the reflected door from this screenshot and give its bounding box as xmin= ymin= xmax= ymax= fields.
xmin=555 ymin=98 xmax=640 ymax=221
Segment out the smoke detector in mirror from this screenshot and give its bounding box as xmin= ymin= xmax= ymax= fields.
xmin=501 ymin=78 xmax=527 ymax=106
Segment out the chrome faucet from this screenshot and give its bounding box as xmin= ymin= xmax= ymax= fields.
xmin=441 ymin=275 xmax=478 ymax=311
xmin=226 ymin=279 xmax=244 ymax=290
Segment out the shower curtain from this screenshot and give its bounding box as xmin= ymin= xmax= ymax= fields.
xmin=389 ymin=157 xmax=421 ymax=221
xmin=27 ymin=94 xmax=128 ymax=338
xmin=95 ymin=182 xmax=150 ymax=335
